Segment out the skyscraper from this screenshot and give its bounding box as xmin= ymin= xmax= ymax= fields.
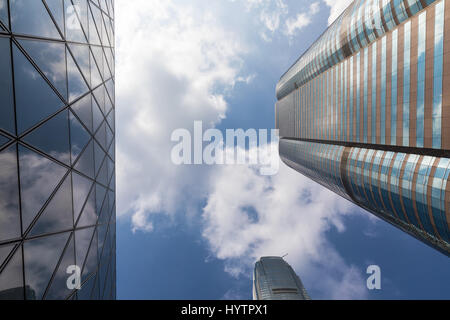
xmin=276 ymin=0 xmax=450 ymax=256
xmin=253 ymin=257 xmax=310 ymax=300
xmin=0 ymin=0 xmax=116 ymax=299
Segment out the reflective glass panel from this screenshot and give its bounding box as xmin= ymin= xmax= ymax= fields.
xmin=18 ymin=145 xmax=67 ymax=231
xmin=13 ymin=43 xmax=64 ymax=134
xmin=10 ymin=0 xmax=61 ymax=39
xmin=0 ymin=144 xmax=21 ymax=242
xmin=22 ymin=111 xmax=71 ymax=165
xmin=23 ymin=232 xmax=70 ymax=299
xmin=18 ymin=39 xmax=67 ymax=101
xmin=0 ymin=246 xmax=24 ymax=300
xmin=72 ymin=171 xmax=93 ymax=222
xmin=71 ymin=94 xmax=93 ymax=133
xmin=74 ymin=140 xmax=95 ymax=178
xmin=70 ymin=111 xmax=91 ymax=164
xmin=0 ymin=38 xmax=15 ymax=135
xmin=45 ymin=235 xmax=75 ymax=300
xmin=29 ymin=174 xmax=73 ymax=237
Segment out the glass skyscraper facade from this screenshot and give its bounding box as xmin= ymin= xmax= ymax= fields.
xmin=0 ymin=0 xmax=116 ymax=299
xmin=276 ymin=0 xmax=450 ymax=256
xmin=253 ymin=257 xmax=310 ymax=300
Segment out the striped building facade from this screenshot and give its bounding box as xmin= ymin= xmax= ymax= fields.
xmin=276 ymin=0 xmax=450 ymax=255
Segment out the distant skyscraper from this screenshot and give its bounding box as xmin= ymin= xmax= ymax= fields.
xmin=276 ymin=0 xmax=450 ymax=256
xmin=253 ymin=257 xmax=310 ymax=300
xmin=0 ymin=0 xmax=116 ymax=299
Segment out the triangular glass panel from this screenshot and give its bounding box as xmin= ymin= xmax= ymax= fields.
xmin=72 ymin=171 xmax=93 ymax=222
xmin=97 ymin=223 xmax=107 ymax=259
xmin=104 ymin=94 xmax=113 ymax=116
xmin=90 ymin=3 xmax=103 ymax=43
xmin=106 ymin=124 xmax=113 ymax=149
xmin=93 ymin=85 xmax=105 ymax=115
xmin=92 ymin=96 xmax=103 ymax=132
xmin=0 ymin=134 xmax=9 ymax=149
xmin=0 ymin=246 xmax=24 ymax=300
xmin=0 ymin=38 xmax=16 ymax=135
xmin=70 ymin=94 xmax=93 ymax=133
xmin=98 ymin=244 xmax=111 ymax=296
xmin=94 ymin=140 xmax=105 ymax=176
xmin=104 ymin=67 xmax=112 ymax=86
xmin=106 ymin=110 xmax=115 ymax=133
xmin=102 ymin=20 xmax=111 ymax=50
xmin=75 ymin=227 xmax=95 ymax=272
xmin=104 ymin=263 xmax=114 ymax=300
xmin=22 ymin=110 xmax=70 ymax=165
xmin=0 ymin=0 xmax=9 ymax=30
xmin=44 ymin=0 xmax=64 ymax=36
xmin=64 ymin=0 xmax=87 ymax=43
xmin=18 ymin=145 xmax=67 ymax=232
xmin=13 ymin=43 xmax=64 ymax=135
xmin=67 ymin=48 xmax=89 ymax=103
xmin=106 ymin=21 xmax=113 ymax=46
xmin=77 ymin=187 xmax=97 ymax=227
xmin=70 ymin=111 xmax=90 ymax=164
xmin=90 ymin=272 xmax=100 ymax=300
xmin=106 ymin=47 xmax=114 ymax=77
xmin=72 ymin=0 xmax=89 ymax=35
xmin=74 ymin=140 xmax=95 ymax=179
xmin=105 ymin=79 xmax=114 ymax=104
xmin=0 ymin=144 xmax=21 ymax=243
xmin=88 ymin=3 xmax=101 ymax=46
xmin=99 ymin=13 xmax=109 ymax=48
xmin=10 ymin=0 xmax=61 ymax=39
xmin=82 ymin=230 xmax=97 ymax=280
xmin=97 ymin=160 xmax=108 ymax=188
xmin=107 ymin=157 xmax=114 ymax=184
xmin=97 ymin=193 xmax=109 ymax=225
xmin=95 ymin=183 xmax=107 ymax=215
xmin=68 ymin=43 xmax=90 ymax=88
xmin=107 ymin=138 xmax=115 ymax=160
xmin=108 ymin=190 xmax=114 ymax=213
xmin=18 ymin=38 xmax=67 ymax=101
xmin=99 ymin=0 xmax=107 ymax=14
xmin=95 ymin=122 xmax=107 ymax=150
xmin=102 ymin=229 xmax=113 ymax=262
xmin=45 ymin=234 xmax=75 ymax=300
xmin=91 ymin=46 xmax=104 ymax=81
xmin=90 ymin=51 xmax=102 ymax=88
xmin=29 ymin=174 xmax=73 ymax=237
xmin=109 ymin=172 xmax=115 ymax=191
xmin=24 ymin=232 xmax=70 ymax=300
xmin=104 ymin=48 xmax=113 ymax=77
xmin=77 ymin=273 xmax=96 ymax=300
xmin=99 ymin=256 xmax=111 ymax=300
xmin=109 ymin=0 xmax=114 ymax=17
xmin=0 ymin=244 xmax=15 ymax=270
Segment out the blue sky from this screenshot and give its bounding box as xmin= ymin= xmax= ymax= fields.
xmin=114 ymin=0 xmax=450 ymax=300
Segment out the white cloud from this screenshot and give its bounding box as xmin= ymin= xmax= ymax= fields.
xmin=323 ymin=0 xmax=353 ymax=25
xmin=310 ymin=2 xmax=321 ymax=15
xmin=235 ymin=0 xmax=289 ymax=41
xmin=201 ymin=143 xmax=369 ymax=299
xmin=115 ymin=0 xmax=248 ymax=231
xmin=115 ymin=0 xmax=370 ymax=299
xmin=285 ymin=2 xmax=320 ymax=37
